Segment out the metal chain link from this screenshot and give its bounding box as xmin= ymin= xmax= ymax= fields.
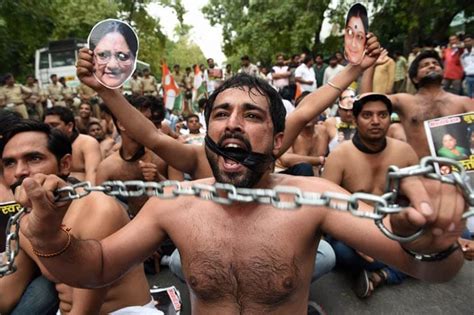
xmin=1 ymin=156 xmax=473 ymax=277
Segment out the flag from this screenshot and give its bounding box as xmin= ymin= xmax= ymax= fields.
xmin=192 ymin=65 xmax=207 ymax=113
xmin=294 ymin=82 xmax=302 ymax=101
xmin=161 ymin=63 xmax=181 ymax=111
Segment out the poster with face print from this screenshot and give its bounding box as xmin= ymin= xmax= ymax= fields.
xmin=88 ymin=19 xmax=139 ymax=89
xmin=344 ymin=3 xmax=369 ymax=65
xmin=424 ymin=112 xmax=474 ymax=185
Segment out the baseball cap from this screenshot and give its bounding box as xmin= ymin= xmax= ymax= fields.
xmin=352 ymin=93 xmax=393 ymax=117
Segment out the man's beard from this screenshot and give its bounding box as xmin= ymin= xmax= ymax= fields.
xmin=418 ymin=72 xmax=443 ymax=88
xmin=205 ymin=132 xmax=271 ymax=188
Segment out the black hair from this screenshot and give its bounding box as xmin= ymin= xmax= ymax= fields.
xmin=0 ymin=110 xmax=22 ymax=155
xmin=204 ymin=73 xmax=286 ymax=135
xmin=50 ymin=74 xmax=57 ymax=79
xmin=241 ymin=55 xmax=250 ymax=61
xmin=198 ymin=97 xmax=207 ymax=110
xmin=89 ymin=20 xmax=138 ymax=57
xmin=295 ymin=91 xmax=311 ymax=107
xmin=2 ymin=119 xmax=72 ymax=162
xmin=185 ymin=114 xmax=199 ymax=122
xmin=408 ymin=50 xmax=444 ymax=89
xmin=87 ymin=120 xmax=102 ymax=129
xmin=346 ymin=3 xmax=368 ymax=34
xmin=45 ymin=106 xmax=75 ymax=128
xmin=303 ymin=54 xmax=313 ymax=65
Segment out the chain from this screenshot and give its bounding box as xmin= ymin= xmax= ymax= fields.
xmin=1 ymin=156 xmax=473 ymax=277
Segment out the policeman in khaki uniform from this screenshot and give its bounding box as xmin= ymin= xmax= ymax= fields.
xmin=0 ymin=73 xmax=31 ymax=118
xmin=141 ymin=68 xmax=157 ymax=96
xmin=47 ymin=74 xmax=66 ymax=107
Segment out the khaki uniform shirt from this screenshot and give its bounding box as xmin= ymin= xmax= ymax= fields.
xmin=142 ymin=76 xmax=157 ymax=93
xmin=0 ymin=84 xmax=31 ymax=106
xmin=130 ymin=78 xmax=143 ymax=95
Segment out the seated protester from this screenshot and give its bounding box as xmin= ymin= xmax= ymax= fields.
xmin=322 ymin=94 xmax=418 ymax=298
xmin=75 ymin=102 xmax=100 ymax=134
xmin=96 ymin=95 xmax=169 ymax=217
xmin=99 ymin=103 xmax=119 ymax=141
xmin=322 ymin=88 xmax=357 ymax=154
xmin=0 ymin=111 xmax=58 ymax=315
xmin=386 ymin=112 xmax=407 ymax=142
xmin=179 ymin=114 xmax=206 ymax=145
xmin=44 ymin=106 xmax=102 ymax=185
xmin=283 ymin=91 xmax=326 ymax=176
xmin=0 ymin=120 xmax=159 ymax=314
xmin=88 ymin=121 xmax=116 ymax=158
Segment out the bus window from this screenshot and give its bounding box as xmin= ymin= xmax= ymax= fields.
xmin=51 ymin=50 xmax=76 ymax=68
xmin=39 ymin=51 xmax=49 ymax=69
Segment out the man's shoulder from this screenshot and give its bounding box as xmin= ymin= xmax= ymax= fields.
xmin=76 ymin=133 xmax=99 ymax=144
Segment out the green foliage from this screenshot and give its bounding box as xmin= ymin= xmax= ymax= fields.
xmin=203 ymin=0 xmax=330 ymax=67
xmin=162 ymin=35 xmax=207 ymax=76
xmin=0 ymin=0 xmax=55 ymax=77
xmin=332 ymin=0 xmax=473 ymax=54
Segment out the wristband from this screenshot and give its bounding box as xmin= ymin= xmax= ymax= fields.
xmin=402 ymin=243 xmax=460 ymax=262
xmin=32 ymin=225 xmax=72 ymax=258
xmin=327 ymin=81 xmax=343 ymax=93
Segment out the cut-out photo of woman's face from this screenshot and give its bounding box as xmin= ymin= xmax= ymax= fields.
xmin=88 ymin=19 xmax=138 ymax=89
xmin=344 ymin=3 xmax=368 ymax=65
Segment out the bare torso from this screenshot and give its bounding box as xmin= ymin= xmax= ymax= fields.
xmin=391 ymin=90 xmax=473 ymax=159
xmin=323 ymin=138 xmax=418 ymax=194
xmin=20 ymin=193 xmax=150 ymax=314
xmin=151 ymin=175 xmax=328 ymax=314
xmin=96 ymin=149 xmax=167 ymax=216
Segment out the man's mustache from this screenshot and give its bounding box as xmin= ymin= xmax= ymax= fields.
xmin=217 ymin=132 xmax=252 ymax=152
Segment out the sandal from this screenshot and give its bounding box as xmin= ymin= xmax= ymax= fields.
xmin=353 ymin=269 xmax=387 ymax=299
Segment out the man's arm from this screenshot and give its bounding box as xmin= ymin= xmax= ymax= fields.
xmin=320 ymin=148 xmax=345 ymax=185
xmin=18 ymin=176 xmax=167 ymax=289
xmin=320 ymin=176 xmax=465 ymax=283
xmin=278 ymin=34 xmax=381 ymax=156
xmin=278 ymin=152 xmax=324 ymax=168
xmin=81 ymin=136 xmax=102 ymax=185
xmin=76 ymin=49 xmax=201 ymax=175
xmin=0 ymin=250 xmax=38 ymax=313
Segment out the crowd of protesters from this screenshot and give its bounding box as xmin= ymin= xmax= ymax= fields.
xmin=0 ymin=31 xmax=473 ymax=314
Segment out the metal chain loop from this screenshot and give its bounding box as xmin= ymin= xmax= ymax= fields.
xmin=2 ymin=156 xmax=473 ymax=277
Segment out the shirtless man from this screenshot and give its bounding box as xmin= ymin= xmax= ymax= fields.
xmin=44 ymin=106 xmax=101 ymax=184
xmin=87 ymin=121 xmax=115 ymax=159
xmin=387 ymin=50 xmax=474 ymax=159
xmin=322 ymin=88 xmax=357 ymax=153
xmin=322 ymin=93 xmax=419 ymax=298
xmin=0 ymin=120 xmax=157 ymax=314
xmin=96 ymin=99 xmax=168 ymax=217
xmin=75 ymin=102 xmax=100 ymax=134
xmin=18 ymin=73 xmax=466 ymax=314
xmin=73 ymin=33 xmax=383 ymax=181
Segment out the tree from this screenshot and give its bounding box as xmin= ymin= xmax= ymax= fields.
xmin=0 ymin=0 xmax=55 ymax=77
xmin=203 ymin=0 xmax=330 ymax=66
xmin=329 ymin=0 xmax=474 ymax=54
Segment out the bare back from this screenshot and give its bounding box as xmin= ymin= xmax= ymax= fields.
xmin=71 ymin=134 xmax=102 ymax=184
xmin=391 ymin=91 xmax=473 ymax=159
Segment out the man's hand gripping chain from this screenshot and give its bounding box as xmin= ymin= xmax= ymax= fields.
xmin=2 ymin=157 xmax=473 ymax=276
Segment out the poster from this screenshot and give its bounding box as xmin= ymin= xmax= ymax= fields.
xmin=424 ymin=112 xmax=474 ymax=185
xmin=0 ymin=201 xmax=21 ymax=253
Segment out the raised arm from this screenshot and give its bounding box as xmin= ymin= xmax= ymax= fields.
xmin=76 ymin=48 xmax=200 ymax=175
xmin=279 ymin=34 xmax=381 ymax=156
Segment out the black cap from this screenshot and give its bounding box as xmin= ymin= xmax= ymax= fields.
xmin=352 ymin=93 xmax=393 ymax=117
